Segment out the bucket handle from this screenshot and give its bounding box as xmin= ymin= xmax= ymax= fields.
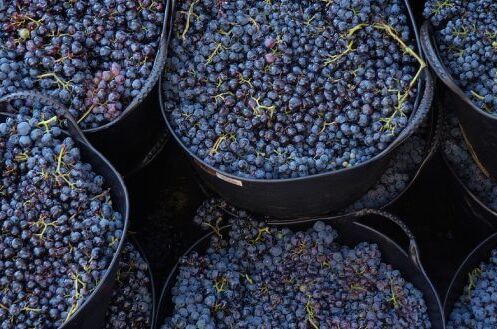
xmin=268 ymin=208 xmax=424 ymax=272
xmin=0 ymin=91 xmax=91 ymax=145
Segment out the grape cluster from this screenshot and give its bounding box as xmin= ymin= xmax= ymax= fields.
xmin=422 ymin=0 xmax=464 ymax=27
xmin=442 ymin=113 xmax=497 ymax=211
xmin=164 ymin=0 xmax=424 ymax=179
xmin=193 ymin=198 xmax=251 ymax=229
xmin=0 ymin=107 xmax=124 ymax=328
xmin=162 ymin=210 xmax=431 ymax=328
xmin=0 ymin=0 xmax=164 ymax=129
xmin=104 ymin=241 xmax=153 ymax=329
xmin=447 ymin=248 xmax=497 ymax=328
xmin=424 ymin=0 xmax=497 ymax=114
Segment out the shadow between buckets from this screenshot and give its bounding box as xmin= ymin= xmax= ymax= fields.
xmin=420 ymin=21 xmax=497 ymax=182
xmin=443 ymin=233 xmax=497 ymax=320
xmin=129 ymin=236 xmax=157 ymax=329
xmin=160 ymin=0 xmax=434 ymax=218
xmin=85 ymin=86 xmax=169 ymax=177
xmin=154 ymin=209 xmax=444 ymax=328
xmin=73 ymin=0 xmax=176 ymax=176
xmin=0 ymin=92 xmax=130 ymax=329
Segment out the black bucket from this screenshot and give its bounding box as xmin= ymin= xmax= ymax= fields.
xmin=191 ymin=107 xmax=442 ymax=215
xmin=410 ymin=0 xmax=425 ymax=24
xmin=420 ymin=22 xmax=497 ymax=181
xmin=129 ymin=237 xmax=157 ymax=329
xmin=155 ymin=209 xmax=444 ymax=328
xmin=0 ymin=92 xmax=130 ymax=329
xmin=443 ymin=233 xmax=497 ymax=321
xmin=160 ymin=0 xmax=434 ymax=218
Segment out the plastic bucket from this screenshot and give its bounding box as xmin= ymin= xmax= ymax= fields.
xmin=0 ymin=92 xmax=130 ymax=329
xmin=160 ymin=0 xmax=434 ymax=218
xmin=155 ymin=209 xmax=444 ymax=328
xmin=410 ymin=0 xmax=425 ymax=23
xmin=443 ymin=233 xmax=497 ymax=320
xmin=3 ymin=0 xmax=174 ymax=176
xmin=420 ymin=21 xmax=497 ymax=181
xmin=439 ymin=107 xmax=497 ymax=231
xmin=192 ymin=108 xmax=442 ymax=215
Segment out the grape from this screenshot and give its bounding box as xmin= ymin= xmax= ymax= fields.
xmin=447 ymin=249 xmax=497 ymax=329
xmin=424 ymin=0 xmax=497 ymax=115
xmin=104 ymin=241 xmax=153 ymax=329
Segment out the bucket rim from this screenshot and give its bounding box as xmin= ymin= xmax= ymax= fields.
xmin=443 ymin=232 xmax=497 ymax=316
xmin=376 ymin=105 xmax=442 ymax=212
xmin=440 ymin=116 xmax=497 ymax=219
xmin=128 ymin=236 xmax=157 ymax=329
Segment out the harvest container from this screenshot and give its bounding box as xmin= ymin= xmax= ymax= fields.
xmin=161 ymin=0 xmax=434 ymax=218
xmin=155 ymin=209 xmax=444 ymax=328
xmin=0 ymin=92 xmax=130 ymax=329
xmin=343 ymin=106 xmax=441 ymax=214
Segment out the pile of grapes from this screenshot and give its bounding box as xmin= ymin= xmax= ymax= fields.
xmin=442 ymin=112 xmax=497 ymax=211
xmin=424 ymin=0 xmax=497 ymax=114
xmin=162 ymin=204 xmax=431 ymax=328
xmin=0 ymin=0 xmax=165 ymax=129
xmin=447 ymin=248 xmax=497 ymax=328
xmin=164 ymin=0 xmax=425 ymax=179
xmin=0 ymin=102 xmax=124 ymax=328
xmin=104 ymin=241 xmax=153 ymax=329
